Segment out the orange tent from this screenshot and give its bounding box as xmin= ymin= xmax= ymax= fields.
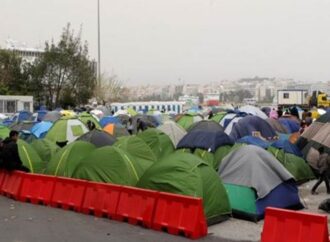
xmin=103 ymin=123 xmax=129 ymax=137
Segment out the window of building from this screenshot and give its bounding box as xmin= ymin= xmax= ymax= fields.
xmin=0 ymin=100 xmax=3 ymax=113
xmin=167 ymin=105 xmax=171 ymax=111
xmin=5 ymin=100 xmax=16 ymax=113
xmin=283 ymin=93 xmax=289 ymax=99
xmin=23 ymin=102 xmax=30 ymax=111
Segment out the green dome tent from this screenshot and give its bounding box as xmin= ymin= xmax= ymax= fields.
xmin=72 ymin=146 xmax=144 ymax=186
xmin=31 ymin=139 xmax=60 ymax=164
xmin=211 ymin=112 xmax=227 ymax=123
xmin=114 ymin=136 xmax=156 ymax=171
xmin=267 ymin=146 xmax=315 ymax=183
xmin=78 ymin=112 xmax=101 ymax=129
xmin=17 ymin=139 xmax=45 ymax=174
xmin=0 ymin=125 xmax=10 ymax=139
xmin=137 ymin=128 xmax=174 ymax=160
xmin=176 ymin=113 xmax=203 ymax=130
xmin=45 ymin=141 xmax=96 ymax=177
xmin=45 ymin=117 xmax=89 ymax=144
xmin=137 ymin=152 xmax=231 ymax=223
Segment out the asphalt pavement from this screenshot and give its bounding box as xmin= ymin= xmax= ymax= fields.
xmin=0 ymin=179 xmax=329 ymax=242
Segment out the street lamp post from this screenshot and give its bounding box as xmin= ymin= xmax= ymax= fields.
xmin=97 ymin=0 xmax=101 ymax=87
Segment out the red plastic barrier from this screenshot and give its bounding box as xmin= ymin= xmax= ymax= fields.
xmin=114 ymin=186 xmax=158 ymax=228
xmin=0 ymin=169 xmax=8 ymax=189
xmin=1 ymin=171 xmax=24 ymax=199
xmin=261 ymin=207 xmax=329 ymax=242
xmin=18 ymin=173 xmax=56 ymax=205
xmin=152 ymin=192 xmax=207 ymax=239
xmin=82 ymin=182 xmax=121 ymax=218
xmin=50 ymin=177 xmax=87 ymax=212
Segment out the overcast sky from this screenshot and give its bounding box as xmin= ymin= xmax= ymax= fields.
xmin=1 ymin=0 xmax=330 ymax=85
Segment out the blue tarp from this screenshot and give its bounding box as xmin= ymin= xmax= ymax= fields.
xmin=99 ymin=116 xmax=120 ymax=127
xmin=31 ymin=121 xmax=53 ymax=138
xmin=229 ymin=116 xmax=277 ymax=141
xmin=177 ymin=130 xmax=234 ymax=152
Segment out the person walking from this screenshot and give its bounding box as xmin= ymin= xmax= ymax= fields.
xmin=307 ymin=147 xmax=330 ymax=194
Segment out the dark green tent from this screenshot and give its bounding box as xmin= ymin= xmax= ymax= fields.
xmin=267 ymin=146 xmax=315 ymax=183
xmin=72 ymin=146 xmax=144 ymax=186
xmin=137 ymin=128 xmax=174 ymax=160
xmin=45 ymin=141 xmax=96 ymax=177
xmin=137 ymin=152 xmax=231 ymax=223
xmin=114 ymin=136 xmax=156 ymax=171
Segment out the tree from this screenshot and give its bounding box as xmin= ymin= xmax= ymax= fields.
xmin=94 ymin=73 xmax=126 ymax=104
xmin=31 ymin=23 xmax=96 ymax=109
xmin=0 ymin=49 xmax=24 ymax=94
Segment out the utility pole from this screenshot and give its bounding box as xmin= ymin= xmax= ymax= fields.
xmin=97 ymin=0 xmax=101 ymax=87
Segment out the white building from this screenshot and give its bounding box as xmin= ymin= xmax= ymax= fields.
xmin=5 ymin=39 xmax=44 ymax=63
xmin=111 ymin=101 xmax=185 ymax=114
xmin=0 ymin=95 xmax=33 ymax=114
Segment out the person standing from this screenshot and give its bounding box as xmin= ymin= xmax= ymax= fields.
xmin=1 ymin=130 xmax=29 ymax=172
xmin=307 ymin=147 xmax=330 ymax=194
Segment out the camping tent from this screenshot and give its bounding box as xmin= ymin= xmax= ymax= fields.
xmin=31 ymin=139 xmax=60 ymax=164
xmin=157 ymin=121 xmax=187 ymax=147
xmin=99 ymin=116 xmax=121 ymax=127
xmin=267 ymin=146 xmax=314 ymax=183
xmin=0 ymin=125 xmax=10 ymax=139
xmin=72 ymin=146 xmax=144 ymax=186
xmin=176 ymin=113 xmax=203 ymax=130
xmin=78 ymin=112 xmax=101 ymax=129
xmin=43 ymin=111 xmax=62 ymax=122
xmin=266 ymin=118 xmax=289 ymax=134
xmin=177 ymin=130 xmax=233 ymax=153
xmin=137 ymin=152 xmax=231 ymax=223
xmin=103 ymin=123 xmax=129 ymax=137
xmin=211 ymin=112 xmax=227 ymax=123
xmin=45 ymin=141 xmax=96 ymax=177
xmin=10 ymin=121 xmax=35 ymax=131
xmin=239 ymin=105 xmax=268 ymax=119
xmin=45 ymin=117 xmax=89 ymax=144
xmin=278 ymin=118 xmax=300 ymax=133
xmin=114 ymin=136 xmax=156 ymax=171
xmin=229 ymin=116 xmax=277 ymax=141
xmin=187 ymin=120 xmax=224 ymax=133
xmin=77 ymin=129 xmax=117 ymax=147
xmin=31 ymin=121 xmax=53 ymax=138
xmin=17 ymin=139 xmax=45 ymax=174
xmin=137 ymin=128 xmax=175 ymax=160
xmin=218 ymin=145 xmax=302 ymax=220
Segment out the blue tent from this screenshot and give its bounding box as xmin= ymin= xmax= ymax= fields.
xmin=31 ymin=121 xmax=53 ymax=138
xmin=278 ymin=118 xmax=300 ymax=133
xmin=237 ymin=136 xmax=271 ymax=149
xmin=99 ymin=116 xmax=120 ymax=127
xmin=177 ymin=130 xmax=234 ymax=152
xmin=271 ymin=139 xmax=303 ymax=157
xmin=229 ymin=116 xmax=277 ymax=141
xmin=2 ymin=111 xmax=33 ymax=126
xmin=36 ymin=110 xmax=48 ymax=122
xmin=254 ymin=181 xmax=303 ymax=220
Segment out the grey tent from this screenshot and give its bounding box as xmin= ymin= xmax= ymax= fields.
xmin=157 ymin=121 xmax=187 ymax=147
xmin=218 ymin=145 xmax=294 ymax=198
